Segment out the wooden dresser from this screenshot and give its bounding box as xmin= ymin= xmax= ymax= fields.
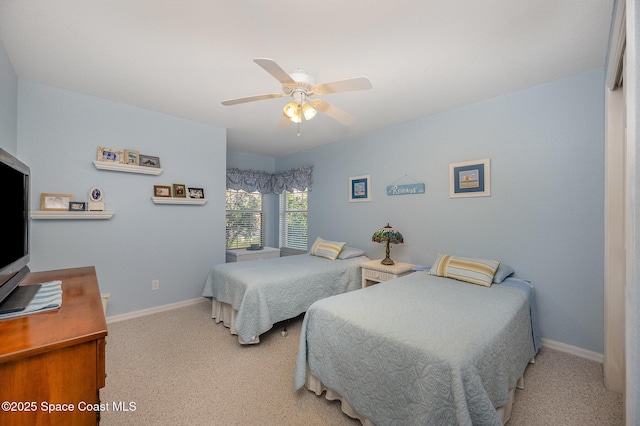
xmin=0 ymin=266 xmax=108 ymax=425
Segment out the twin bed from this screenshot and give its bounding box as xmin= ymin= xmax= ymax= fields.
xmin=201 ymin=241 xmax=368 ymax=344
xmin=203 ymin=247 xmax=541 ymax=425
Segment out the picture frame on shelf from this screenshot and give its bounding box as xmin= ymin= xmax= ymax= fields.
xmin=349 ymin=174 xmax=371 ymax=202
xmin=97 ymin=146 xmax=124 ymax=163
xmin=449 ymin=158 xmax=491 ymax=198
xmin=140 ymin=154 xmax=161 ymax=168
xmin=124 ymin=149 xmax=140 ymax=166
xmin=69 ymin=201 xmax=86 ymax=211
xmin=173 ymin=184 xmax=187 ymax=198
xmin=154 ymin=185 xmax=171 ymax=197
xmin=41 ymin=193 xmax=74 ymax=211
xmin=188 ymin=187 xmax=205 ymax=199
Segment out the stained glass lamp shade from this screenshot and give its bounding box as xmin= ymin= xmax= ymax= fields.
xmin=372 ymin=223 xmax=404 ymax=265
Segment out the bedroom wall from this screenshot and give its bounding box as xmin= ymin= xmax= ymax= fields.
xmin=17 ymin=80 xmax=227 ymax=316
xmin=276 ymin=68 xmax=606 ymax=354
xmin=0 ymin=39 xmax=17 ymax=154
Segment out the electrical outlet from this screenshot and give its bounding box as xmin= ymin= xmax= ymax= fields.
xmin=152 ymin=279 xmax=159 ymax=291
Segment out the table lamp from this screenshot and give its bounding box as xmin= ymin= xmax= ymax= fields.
xmin=372 ymin=223 xmax=404 ymax=265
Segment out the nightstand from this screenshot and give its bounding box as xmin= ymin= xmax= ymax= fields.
xmin=361 ymin=259 xmax=414 ymax=288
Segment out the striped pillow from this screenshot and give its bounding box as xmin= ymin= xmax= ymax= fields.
xmin=310 ymin=237 xmax=346 ymax=260
xmin=429 ymin=254 xmax=500 ymax=287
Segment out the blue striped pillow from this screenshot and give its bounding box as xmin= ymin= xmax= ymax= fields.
xmin=310 ymin=237 xmax=346 ymax=260
xmin=429 ymin=254 xmax=500 ymax=287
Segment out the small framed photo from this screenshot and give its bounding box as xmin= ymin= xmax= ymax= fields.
xmin=154 ymin=185 xmax=172 ymax=197
xmin=140 ymin=154 xmax=161 ymax=168
xmin=173 ymin=184 xmax=187 ymax=198
xmin=97 ymin=146 xmax=124 ymax=163
xmin=349 ymin=175 xmax=371 ymax=202
xmin=69 ymin=201 xmax=86 ymax=211
xmin=450 ymin=158 xmax=491 ymax=198
xmin=124 ymin=149 xmax=140 ymax=166
xmin=41 ymin=193 xmax=74 ymax=211
xmin=188 ymin=187 xmax=205 ymax=199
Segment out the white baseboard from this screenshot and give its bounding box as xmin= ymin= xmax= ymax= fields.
xmin=106 ymin=297 xmax=208 ymax=324
xmin=542 ymin=338 xmax=604 ymax=363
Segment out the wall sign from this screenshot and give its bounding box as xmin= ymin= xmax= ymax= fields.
xmin=386 ymin=183 xmax=425 ymax=196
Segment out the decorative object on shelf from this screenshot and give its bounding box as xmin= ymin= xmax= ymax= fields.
xmin=139 ymin=154 xmax=161 ymax=168
xmin=124 ymin=149 xmax=140 ymax=165
xmin=40 ymin=193 xmax=73 ymax=211
xmin=247 ymin=244 xmax=264 ymax=251
xmin=349 ymin=174 xmax=371 ymax=202
xmin=173 ymin=184 xmax=186 ymax=198
xmin=372 ymin=223 xmax=404 ymax=265
xmin=97 ymin=146 xmax=124 ymax=163
xmin=154 ymin=185 xmax=171 ymax=197
xmin=450 ymin=158 xmax=491 ymax=198
xmin=188 ymin=187 xmax=204 ymax=199
xmin=69 ymin=201 xmax=86 ymax=211
xmin=88 ymin=187 xmax=105 ymax=211
xmin=386 ymin=174 xmax=425 ymax=196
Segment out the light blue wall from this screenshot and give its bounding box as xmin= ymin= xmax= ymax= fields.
xmin=17 ymin=80 xmax=227 ymax=316
xmin=0 ymin=40 xmax=17 ymax=154
xmin=276 ymin=68 xmax=605 ymax=353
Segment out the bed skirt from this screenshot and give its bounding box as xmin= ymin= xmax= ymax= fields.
xmin=210 ymin=298 xmax=259 ymax=344
xmin=304 ymin=369 xmax=524 ymax=425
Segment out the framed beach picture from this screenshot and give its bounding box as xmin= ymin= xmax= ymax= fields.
xmin=349 ymin=175 xmax=371 ymax=202
xmin=124 ymin=149 xmax=140 ymax=165
xmin=449 ymin=158 xmax=491 ymax=198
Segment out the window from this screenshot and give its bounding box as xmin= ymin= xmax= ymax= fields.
xmin=226 ymin=190 xmax=264 ymax=249
xmin=279 ymin=189 xmax=308 ymax=252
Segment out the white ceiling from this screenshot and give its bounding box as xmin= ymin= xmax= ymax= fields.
xmin=0 ymin=1 xmax=614 ymax=158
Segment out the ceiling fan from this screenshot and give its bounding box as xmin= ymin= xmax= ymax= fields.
xmin=222 ymin=58 xmax=372 ymax=130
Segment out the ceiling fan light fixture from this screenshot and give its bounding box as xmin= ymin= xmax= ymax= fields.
xmin=301 ymin=102 xmax=317 ymax=120
xmin=283 ymin=101 xmax=299 ymax=120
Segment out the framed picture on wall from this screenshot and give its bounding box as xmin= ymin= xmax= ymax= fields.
xmin=154 ymin=185 xmax=171 ymax=197
xmin=124 ymin=149 xmax=140 ymax=166
xmin=173 ymin=184 xmax=186 ymax=198
xmin=349 ymin=175 xmax=371 ymax=202
xmin=140 ymin=154 xmax=161 ymax=168
xmin=188 ymin=187 xmax=205 ymax=199
xmin=97 ymin=146 xmax=124 ymax=163
xmin=449 ymin=158 xmax=491 ymax=198
xmin=40 ymin=193 xmax=74 ymax=211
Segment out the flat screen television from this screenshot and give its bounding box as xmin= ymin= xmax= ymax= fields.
xmin=0 ymin=148 xmax=31 ymax=307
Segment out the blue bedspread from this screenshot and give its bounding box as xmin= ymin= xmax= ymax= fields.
xmin=201 ymin=254 xmax=367 ymax=343
xmin=295 ymin=272 xmax=538 ymax=425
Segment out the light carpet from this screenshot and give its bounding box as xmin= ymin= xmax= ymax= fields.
xmin=101 ymin=300 xmax=623 ymax=425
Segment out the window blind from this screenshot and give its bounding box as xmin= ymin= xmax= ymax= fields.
xmin=279 ymin=189 xmax=308 ymax=251
xmin=226 ymin=190 xmax=264 ymax=249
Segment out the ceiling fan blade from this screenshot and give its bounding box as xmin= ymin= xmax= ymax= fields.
xmin=221 ymin=93 xmax=283 ymax=106
xmin=253 ymin=58 xmax=296 ymax=87
xmin=277 ymin=113 xmax=291 ymax=129
xmin=309 ymin=99 xmax=355 ymax=126
xmin=310 ymin=77 xmax=372 ymax=95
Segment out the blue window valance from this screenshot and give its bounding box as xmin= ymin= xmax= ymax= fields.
xmin=226 ymin=165 xmax=313 ymax=194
